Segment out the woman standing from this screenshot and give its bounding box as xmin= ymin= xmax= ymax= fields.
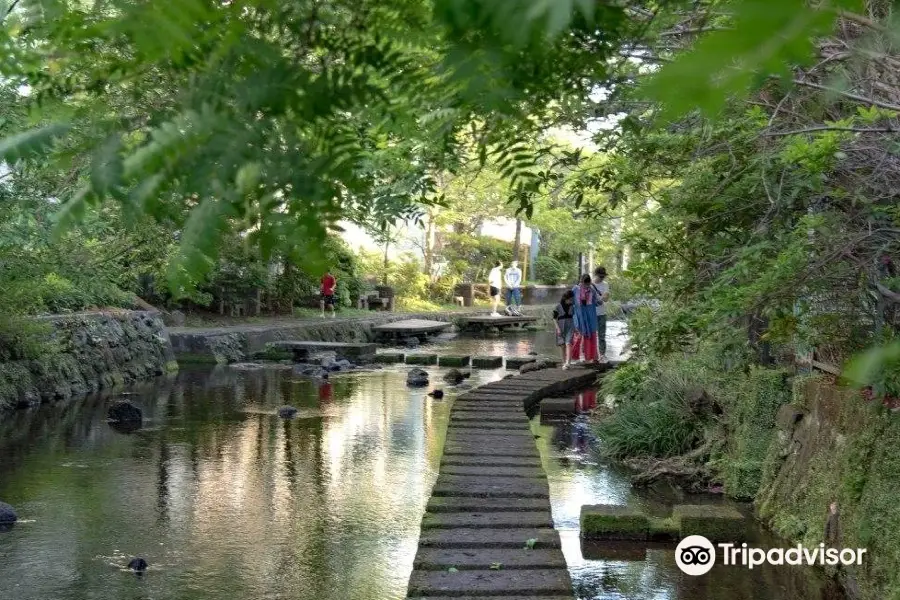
xmin=572 ymin=274 xmax=601 ymax=363
xmin=552 ymin=290 xmax=575 ymax=369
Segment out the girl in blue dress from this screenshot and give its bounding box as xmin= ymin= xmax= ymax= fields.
xmin=572 ymin=274 xmax=601 ymax=363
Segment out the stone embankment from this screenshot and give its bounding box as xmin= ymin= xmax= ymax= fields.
xmin=0 ymin=311 xmax=177 ymax=412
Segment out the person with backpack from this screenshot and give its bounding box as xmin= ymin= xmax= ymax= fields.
xmin=552 ymin=290 xmax=576 ymax=369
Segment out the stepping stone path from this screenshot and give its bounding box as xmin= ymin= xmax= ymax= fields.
xmin=406 ymin=367 xmax=599 ymax=599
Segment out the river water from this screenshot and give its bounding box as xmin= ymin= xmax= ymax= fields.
xmin=0 ymin=323 xmax=843 ymax=600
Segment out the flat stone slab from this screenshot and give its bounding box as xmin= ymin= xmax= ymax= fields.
xmin=413 ymin=548 xmax=567 ymax=570
xmin=447 ymin=428 xmax=534 ymax=438
xmin=441 ymin=455 xmax=542 ymax=468
xmin=447 ymin=421 xmax=527 ymax=430
xmin=423 ymin=511 xmax=553 ymax=529
xmin=415 ymin=597 xmax=572 ymax=600
xmin=406 ymin=354 xmax=438 ymax=365
xmin=673 ymin=504 xmax=746 ymax=541
xmin=441 ymin=465 xmax=546 ymax=478
xmin=471 ymin=356 xmax=504 ymax=368
xmin=443 ymin=446 xmax=540 ymax=459
xmin=427 ymin=496 xmax=551 ymax=513
xmin=462 ymin=315 xmax=538 ymax=325
xmin=451 ymin=405 xmax=524 ymax=414
xmin=444 ymin=436 xmax=537 ymax=449
xmin=373 ymin=319 xmax=451 ymax=334
xmin=451 ymin=412 xmax=526 ymax=421
xmin=581 ymin=505 xmax=650 ymax=540
xmin=432 ymin=477 xmax=548 ymax=498
xmin=270 ymin=340 xmax=376 ymax=356
xmin=457 ymin=391 xmax=529 ymax=400
xmin=373 ymin=352 xmax=405 ymax=364
xmin=540 ymin=398 xmax=577 ymax=415
xmin=417 ymin=527 xmax=560 ymax=549
xmin=505 ymin=357 xmax=537 ymax=370
xmin=438 ymin=355 xmax=471 ymax=367
xmin=407 ymin=568 xmax=571 ymax=597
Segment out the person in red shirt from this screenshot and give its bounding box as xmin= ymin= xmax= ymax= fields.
xmin=320 ymin=271 xmax=337 ymax=318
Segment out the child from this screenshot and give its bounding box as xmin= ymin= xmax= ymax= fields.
xmin=320 ymin=270 xmax=337 ymax=318
xmin=573 ymin=274 xmax=601 ymax=363
xmin=553 ymin=290 xmax=575 ymax=369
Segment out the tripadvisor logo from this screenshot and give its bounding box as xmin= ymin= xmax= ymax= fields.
xmin=675 ymin=536 xmax=867 ymax=576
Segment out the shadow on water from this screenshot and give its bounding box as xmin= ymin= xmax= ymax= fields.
xmin=0 ymin=322 xmax=841 ymax=600
xmin=535 ymin=400 xmax=848 ymax=600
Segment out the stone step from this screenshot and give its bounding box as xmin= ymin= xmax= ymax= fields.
xmin=441 ymin=455 xmax=542 ymax=468
xmin=440 ymin=465 xmax=545 ymax=478
xmin=413 ymin=547 xmax=567 ymax=570
xmin=450 ymin=414 xmax=527 ymax=423
xmin=407 ymin=568 xmax=573 ymax=597
xmin=417 ymin=527 xmax=560 ymax=549
xmin=450 ymin=402 xmax=524 ymax=411
xmin=432 ymin=476 xmax=549 ymax=498
xmin=427 ymin=497 xmax=551 ymax=514
xmin=447 ymin=429 xmax=534 ymax=439
xmin=449 ymin=421 xmax=529 ymax=431
xmin=443 ymin=445 xmax=540 ymax=459
xmin=422 ymin=511 xmax=553 ymax=529
xmin=412 ymin=597 xmax=572 ymax=600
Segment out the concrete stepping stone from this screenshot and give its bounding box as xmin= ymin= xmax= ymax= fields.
xmin=373 ymin=352 xmax=405 ymax=364
xmin=447 ymin=421 xmax=527 ymax=430
xmin=413 ymin=547 xmax=567 ymax=570
xmin=413 ymin=597 xmax=572 ymax=600
xmin=422 ymin=511 xmax=553 ymax=529
xmin=450 ymin=413 xmax=526 ymax=423
xmin=406 ymin=354 xmax=438 ymax=365
xmin=407 ymin=568 xmax=572 ymax=596
xmin=442 ymin=445 xmax=540 ymax=459
xmin=505 ymin=357 xmax=537 ymax=370
xmin=447 ymin=428 xmax=534 ymax=438
xmin=440 ymin=465 xmax=545 ymax=478
xmin=438 ymin=355 xmax=471 ymax=367
xmin=432 ymin=476 xmax=549 ymax=498
xmin=440 ymin=455 xmax=542 ymax=468
xmin=417 ymin=527 xmax=560 ymax=548
xmin=427 ymin=496 xmax=551 ymax=513
xmin=471 ymin=356 xmax=503 ymax=368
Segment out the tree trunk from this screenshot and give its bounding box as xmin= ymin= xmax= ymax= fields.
xmin=382 ymin=240 xmax=390 ymax=286
xmin=423 ymin=210 xmax=435 ymax=280
xmin=512 ymin=218 xmax=522 ymax=263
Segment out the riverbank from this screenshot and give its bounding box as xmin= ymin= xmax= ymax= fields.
xmin=168 ymin=306 xmax=553 ymax=364
xmin=0 ymin=311 xmax=177 ymax=412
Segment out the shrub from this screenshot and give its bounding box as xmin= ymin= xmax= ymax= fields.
xmin=534 ymin=255 xmax=570 ymax=284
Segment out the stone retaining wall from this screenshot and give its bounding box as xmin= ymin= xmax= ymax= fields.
xmin=0 ymin=311 xmax=177 ymax=412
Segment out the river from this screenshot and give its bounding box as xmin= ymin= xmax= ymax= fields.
xmin=0 ymin=322 xmax=843 ymax=599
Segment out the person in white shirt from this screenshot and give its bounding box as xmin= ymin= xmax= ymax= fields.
xmin=504 ymin=261 xmax=523 ymax=316
xmin=487 ymin=261 xmax=503 ymax=317
xmin=592 ymin=266 xmax=611 ymax=362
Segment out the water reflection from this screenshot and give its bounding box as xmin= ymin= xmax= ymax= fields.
xmin=0 ymin=365 xmax=499 ymax=600
xmin=537 ymin=416 xmax=847 ymax=600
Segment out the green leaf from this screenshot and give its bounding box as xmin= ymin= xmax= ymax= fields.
xmin=0 ymin=123 xmax=70 ymax=163
xmin=447 ymin=567 xmax=458 ymax=573
xmin=843 ymin=342 xmax=900 ymax=387
xmin=524 ymin=537 xmax=538 ymax=549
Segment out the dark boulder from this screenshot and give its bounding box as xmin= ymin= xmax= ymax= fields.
xmin=403 ymin=337 xmax=420 ymax=348
xmin=407 ymin=368 xmax=429 ymax=387
xmin=278 ymin=406 xmax=299 ymax=419
xmin=427 ymin=389 xmax=445 ymax=399
xmin=443 ymin=369 xmax=466 ymax=385
xmin=0 ymin=502 xmax=17 ymax=531
xmin=528 ymin=351 xmax=538 ymax=356
xmin=108 ymin=401 xmax=142 ymax=424
xmin=128 ymin=557 xmax=148 ymax=574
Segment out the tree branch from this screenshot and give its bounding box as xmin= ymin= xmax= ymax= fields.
xmin=762 ymin=125 xmax=897 ymax=137
xmin=792 ymin=78 xmax=900 ymax=112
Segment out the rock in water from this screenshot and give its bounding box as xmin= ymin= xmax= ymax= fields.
xmin=407 ymin=368 xmax=429 ymax=387
xmin=443 ymin=369 xmax=465 ymax=385
xmin=108 ymin=401 xmax=142 ymax=424
xmin=528 ymin=351 xmax=538 ymax=356
xmin=278 ymin=406 xmax=299 ymax=419
xmin=403 ymin=337 xmax=420 ymax=348
xmin=294 ymin=365 xmax=329 ymax=380
xmin=128 ymin=557 xmax=148 ymax=574
xmin=427 ymin=389 xmax=444 ymax=399
xmin=0 ymin=502 xmax=17 ymax=530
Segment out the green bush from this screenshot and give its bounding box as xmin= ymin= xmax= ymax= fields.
xmin=534 ymin=255 xmax=570 ymax=284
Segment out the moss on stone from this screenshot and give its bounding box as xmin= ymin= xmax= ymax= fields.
xmin=580 ymin=505 xmax=649 ymax=540
xmin=165 ymin=360 xmax=180 ymax=372
xmin=438 ymin=355 xmax=471 ymax=367
xmin=648 ymin=516 xmax=680 ymax=540
xmin=472 ymin=356 xmax=503 ymax=369
xmin=374 ymin=353 xmax=405 ymax=364
xmin=673 ymin=504 xmax=746 ymax=542
xmin=406 ymin=354 xmax=437 ymax=365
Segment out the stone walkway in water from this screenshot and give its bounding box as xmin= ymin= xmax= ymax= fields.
xmin=407 ymin=367 xmax=599 ymax=599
